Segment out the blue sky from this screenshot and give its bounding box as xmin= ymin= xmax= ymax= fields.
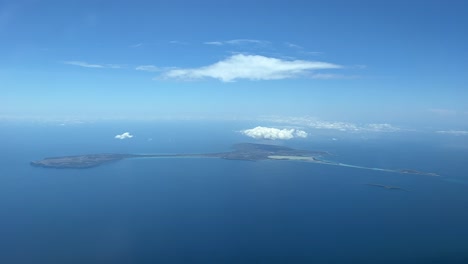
xmin=1 ymin=0 xmax=467 ymax=130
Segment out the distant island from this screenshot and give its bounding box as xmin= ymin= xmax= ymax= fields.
xmin=365 ymin=183 xmax=408 ymax=191
xmin=398 ymin=169 xmax=439 ymax=177
xmin=30 ymin=143 xmax=319 ymax=169
xmin=31 ymin=153 xmax=139 ymax=169
xmin=31 ymin=143 xmax=439 ymax=176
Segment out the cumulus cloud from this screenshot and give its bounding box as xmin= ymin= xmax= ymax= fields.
xmin=115 ymin=132 xmax=134 ymax=139
xmin=163 ymin=54 xmax=341 ymax=82
xmin=294 ymin=130 xmax=308 ymax=138
xmin=241 ymin=126 xmax=308 ymax=140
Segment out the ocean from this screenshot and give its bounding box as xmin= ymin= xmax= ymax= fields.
xmin=1 ymin=121 xmax=468 ymax=263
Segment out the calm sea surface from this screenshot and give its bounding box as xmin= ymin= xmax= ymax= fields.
xmin=1 ymin=121 xmax=468 ymax=263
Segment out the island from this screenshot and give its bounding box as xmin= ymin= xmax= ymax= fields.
xmin=365 ymin=183 xmax=407 ymax=191
xmin=399 ymin=169 xmax=439 ymax=177
xmin=31 ymin=153 xmax=140 ymax=169
xmin=30 ymin=143 xmax=325 ymax=168
xmin=30 ymin=143 xmax=439 ymax=176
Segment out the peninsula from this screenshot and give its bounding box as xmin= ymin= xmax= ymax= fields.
xmin=30 ymin=143 xmax=439 ymax=176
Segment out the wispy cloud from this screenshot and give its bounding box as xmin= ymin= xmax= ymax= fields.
xmin=204 ymin=41 xmax=223 ymax=45
xmin=130 ymin=43 xmax=144 ymax=48
xmin=169 ymin=40 xmax=188 ymax=45
xmin=241 ymin=126 xmax=308 ymax=140
xmin=310 ymin=73 xmax=356 ymax=79
xmin=226 ymin=39 xmax=268 ymax=45
xmin=63 ymin=61 xmax=124 ymax=69
xmin=436 ymin=130 xmax=468 ymax=136
xmin=136 ymin=65 xmax=160 ymax=72
xmin=163 ymin=54 xmax=341 ymax=82
xmin=429 ymin=108 xmax=458 ymax=116
xmin=284 ymin=42 xmax=323 ymax=56
xmin=115 ymin=132 xmax=134 ymax=139
xmin=259 ymin=116 xmax=401 ymax=133
xmin=204 ymin=39 xmax=269 ymax=46
xmin=285 ymin=42 xmax=303 ymax=49
xmin=64 ymin=61 xmax=104 ymax=68
xmin=365 ymin=123 xmax=400 ymax=132
xmin=107 ymin=64 xmax=124 ymax=69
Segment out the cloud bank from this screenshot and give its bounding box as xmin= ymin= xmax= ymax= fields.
xmin=241 ymin=126 xmax=308 ymax=140
xmin=163 ymin=54 xmax=341 ymax=82
xmin=259 ymin=116 xmax=401 ymax=132
xmin=115 ymin=132 xmax=134 ymax=139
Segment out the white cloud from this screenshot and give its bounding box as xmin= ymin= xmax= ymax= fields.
xmin=131 ymin=43 xmax=143 ymax=48
xmin=225 ymin=39 xmax=268 ymax=45
xmin=294 ymin=130 xmax=308 ymax=138
xmin=285 ymin=42 xmax=303 ymax=49
xmin=204 ymin=39 xmax=268 ymax=46
xmin=64 ymin=61 xmax=103 ymax=68
xmin=163 ymin=54 xmax=341 ymax=82
xmin=106 ymin=64 xmax=125 ymax=69
xmin=115 ymin=132 xmax=134 ymax=139
xmin=64 ymin=61 xmax=124 ymax=69
xmin=436 ymin=130 xmax=468 ymax=136
xmin=365 ymin=123 xmax=400 ymax=132
xmin=259 ymin=116 xmax=401 ymax=133
xmin=136 ymin=65 xmax=160 ymax=72
xmin=241 ymin=126 xmax=308 ymax=140
xmin=204 ymin=41 xmax=223 ymax=45
xmin=169 ymin=40 xmax=188 ymax=45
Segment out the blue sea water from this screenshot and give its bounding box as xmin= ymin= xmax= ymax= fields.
xmin=1 ymin=121 xmax=468 ymax=263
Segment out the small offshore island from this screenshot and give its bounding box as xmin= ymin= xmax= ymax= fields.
xmin=31 ymin=143 xmax=439 ymax=177
xmin=366 ymin=183 xmax=408 ymax=191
